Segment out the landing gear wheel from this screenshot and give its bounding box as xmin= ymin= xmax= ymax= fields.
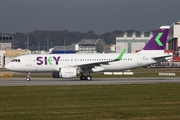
xmin=86 ymin=75 xmax=92 ymax=81
xmin=26 ymin=77 xmax=31 ymax=81
xmin=80 ymin=75 xmax=86 ymax=80
xmin=26 ymin=73 xmax=31 ymax=81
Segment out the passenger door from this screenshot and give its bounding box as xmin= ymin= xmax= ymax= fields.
xmin=137 ymin=55 xmax=143 ymax=65
xmin=26 ymin=56 xmax=32 ymax=66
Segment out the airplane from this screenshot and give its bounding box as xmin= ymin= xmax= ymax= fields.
xmin=5 ymin=26 xmax=173 ymax=81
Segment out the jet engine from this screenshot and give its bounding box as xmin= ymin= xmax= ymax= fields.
xmin=52 ymin=67 xmax=81 ymax=78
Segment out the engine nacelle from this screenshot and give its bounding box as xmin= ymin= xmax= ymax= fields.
xmin=59 ymin=67 xmax=80 ymax=78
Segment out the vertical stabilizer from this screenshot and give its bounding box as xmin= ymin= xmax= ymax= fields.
xmin=143 ymin=26 xmax=169 ymax=50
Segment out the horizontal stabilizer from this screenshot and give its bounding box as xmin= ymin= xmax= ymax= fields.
xmin=152 ymin=55 xmax=173 ymax=62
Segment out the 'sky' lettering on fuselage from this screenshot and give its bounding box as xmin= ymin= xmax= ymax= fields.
xmin=36 ymin=56 xmax=60 ymax=65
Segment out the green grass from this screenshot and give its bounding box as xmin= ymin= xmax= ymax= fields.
xmin=0 ymin=84 xmax=180 ymax=120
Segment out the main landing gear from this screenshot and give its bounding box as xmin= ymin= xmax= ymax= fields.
xmin=80 ymin=74 xmax=92 ymax=81
xmin=26 ymin=73 xmax=31 ymax=81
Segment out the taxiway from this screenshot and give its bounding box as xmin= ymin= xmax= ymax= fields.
xmin=0 ymin=77 xmax=180 ymax=86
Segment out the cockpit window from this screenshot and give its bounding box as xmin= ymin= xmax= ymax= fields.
xmin=11 ymin=59 xmax=17 ymax=62
xmin=11 ymin=59 xmax=21 ymax=62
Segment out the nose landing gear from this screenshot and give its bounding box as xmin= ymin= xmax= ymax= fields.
xmin=26 ymin=73 xmax=31 ymax=81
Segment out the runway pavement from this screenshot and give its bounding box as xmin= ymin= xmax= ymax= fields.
xmin=0 ymin=77 xmax=180 ymax=86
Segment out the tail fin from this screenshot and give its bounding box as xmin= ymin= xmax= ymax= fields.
xmin=143 ymin=26 xmax=170 ymax=50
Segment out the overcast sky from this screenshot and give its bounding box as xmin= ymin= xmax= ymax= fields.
xmin=0 ymin=0 xmax=180 ymax=34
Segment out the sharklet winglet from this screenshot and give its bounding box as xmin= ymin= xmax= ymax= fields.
xmin=116 ymin=49 xmax=126 ymax=61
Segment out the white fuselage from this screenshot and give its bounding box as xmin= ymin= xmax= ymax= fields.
xmin=5 ymin=50 xmax=172 ymax=73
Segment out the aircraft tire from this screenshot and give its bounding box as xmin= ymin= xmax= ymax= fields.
xmin=26 ymin=77 xmax=31 ymax=81
xmin=86 ymin=75 xmax=92 ymax=81
xmin=80 ymin=75 xmax=86 ymax=80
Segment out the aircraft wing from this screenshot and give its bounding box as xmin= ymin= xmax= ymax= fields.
xmin=57 ymin=49 xmax=126 ymax=69
xmin=76 ymin=60 xmax=114 ymax=68
xmin=75 ymin=49 xmax=126 ymax=69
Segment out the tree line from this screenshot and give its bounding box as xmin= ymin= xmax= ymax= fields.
xmin=12 ymin=29 xmax=156 ymax=50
